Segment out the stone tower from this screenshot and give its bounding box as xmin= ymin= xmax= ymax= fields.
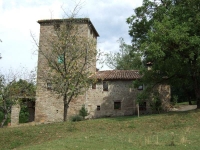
xmin=35 ymin=18 xmax=99 ymax=123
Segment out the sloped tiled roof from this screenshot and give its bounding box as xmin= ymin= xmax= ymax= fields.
xmin=94 ymin=70 xmax=141 ymax=80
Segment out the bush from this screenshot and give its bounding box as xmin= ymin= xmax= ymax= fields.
xmin=172 ymin=95 xmax=178 ymax=106
xmin=19 ymin=105 xmax=29 ymax=123
xmin=70 ymin=115 xmax=83 ymax=122
xmin=150 ymin=92 xmax=162 ymax=113
xmin=79 ymin=105 xmax=88 ymax=119
xmin=0 ymin=111 xmax=10 ymax=126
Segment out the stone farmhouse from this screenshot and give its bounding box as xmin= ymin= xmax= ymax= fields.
xmin=32 ymin=18 xmax=170 ymax=123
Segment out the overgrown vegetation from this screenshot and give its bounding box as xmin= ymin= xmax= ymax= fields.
xmin=0 ymin=74 xmax=35 ymax=127
xmin=0 ymin=110 xmax=200 ymax=150
xmin=19 ymin=105 xmax=29 ymax=123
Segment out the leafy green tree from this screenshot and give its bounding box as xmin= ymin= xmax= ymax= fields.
xmin=0 ymin=76 xmax=35 ymax=127
xmin=105 ymin=38 xmax=142 ymax=70
xmin=127 ymin=0 xmax=200 ymax=108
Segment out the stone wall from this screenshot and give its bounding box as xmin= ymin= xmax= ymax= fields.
xmin=11 ymin=104 xmax=21 ymax=126
xmin=158 ymin=84 xmax=171 ymax=111
xmin=35 ymin=19 xmax=97 ymax=123
xmin=86 ymin=80 xmax=141 ymax=118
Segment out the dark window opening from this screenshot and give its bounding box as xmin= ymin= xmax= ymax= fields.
xmin=139 ymin=102 xmax=146 ymax=111
xmin=103 ymin=81 xmax=108 ymax=91
xmin=47 ymin=83 xmax=52 ymax=90
xmin=114 ymin=102 xmax=121 ymax=110
xmin=97 ymin=105 xmax=100 ymax=111
xmin=92 ymin=83 xmax=96 ymax=89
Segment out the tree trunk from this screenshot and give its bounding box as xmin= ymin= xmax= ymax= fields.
xmin=194 ymin=89 xmax=200 ymax=108
xmin=192 ymin=75 xmax=200 ymax=109
xmin=188 ymin=97 xmax=192 ymax=105
xmin=63 ymin=93 xmax=68 ymax=121
xmin=0 ymin=111 xmax=8 ymax=128
xmin=63 ymin=102 xmax=69 ymax=122
xmin=197 ymin=98 xmax=200 ymax=109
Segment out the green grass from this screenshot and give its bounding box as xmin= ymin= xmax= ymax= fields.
xmin=1 ymin=110 xmax=200 ymax=150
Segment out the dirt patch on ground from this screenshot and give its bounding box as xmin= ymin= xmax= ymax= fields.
xmin=170 ymin=105 xmax=197 ymax=112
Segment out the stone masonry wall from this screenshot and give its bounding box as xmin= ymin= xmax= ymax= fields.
xmin=86 ymin=80 xmax=141 ymax=118
xmin=35 ymin=20 xmax=97 ymax=123
xmin=158 ymin=84 xmax=171 ymax=111
xmin=11 ymin=104 xmax=21 ymax=126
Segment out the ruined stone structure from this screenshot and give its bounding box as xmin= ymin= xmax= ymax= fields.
xmin=11 ymin=104 xmax=21 ymax=126
xmin=34 ymin=18 xmax=171 ymax=123
xmin=11 ymin=99 xmax=35 ymax=126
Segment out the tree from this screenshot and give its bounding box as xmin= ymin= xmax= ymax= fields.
xmin=0 ymin=76 xmax=35 ymax=127
xmin=127 ymin=0 xmax=200 ymax=108
xmin=105 ymin=38 xmax=142 ymax=70
xmin=79 ymin=105 xmax=88 ymax=119
xmin=32 ymin=10 xmax=97 ymax=121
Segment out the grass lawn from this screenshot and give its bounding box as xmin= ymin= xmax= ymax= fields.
xmin=0 ymin=109 xmax=200 ymax=150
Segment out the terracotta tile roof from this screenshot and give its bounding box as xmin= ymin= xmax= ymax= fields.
xmin=93 ymin=70 xmax=141 ymax=80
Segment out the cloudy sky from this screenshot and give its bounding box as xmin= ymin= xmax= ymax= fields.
xmin=0 ymin=0 xmax=143 ymax=74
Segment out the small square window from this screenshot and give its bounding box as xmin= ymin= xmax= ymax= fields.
xmin=97 ymin=105 xmax=100 ymax=111
xmin=114 ymin=102 xmax=121 ymax=110
xmin=103 ymin=81 xmax=108 ymax=91
xmin=138 ymin=85 xmax=143 ymax=90
xmin=139 ymin=102 xmax=146 ymax=111
xmin=92 ymin=83 xmax=96 ymax=89
xmin=47 ymin=83 xmax=52 ymax=90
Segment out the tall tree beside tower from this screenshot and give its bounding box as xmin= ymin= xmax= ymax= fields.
xmin=127 ymin=0 xmax=200 ymax=108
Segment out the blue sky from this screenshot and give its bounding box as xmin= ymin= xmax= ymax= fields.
xmin=0 ymin=0 xmax=143 ymax=74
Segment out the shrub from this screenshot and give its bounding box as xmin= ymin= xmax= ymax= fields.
xmin=172 ymin=95 xmax=178 ymax=106
xmin=70 ymin=115 xmax=83 ymax=122
xmin=0 ymin=111 xmax=10 ymax=126
xmin=150 ymin=92 xmax=162 ymax=113
xmin=79 ymin=105 xmax=88 ymax=119
xmin=19 ymin=105 xmax=29 ymax=123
